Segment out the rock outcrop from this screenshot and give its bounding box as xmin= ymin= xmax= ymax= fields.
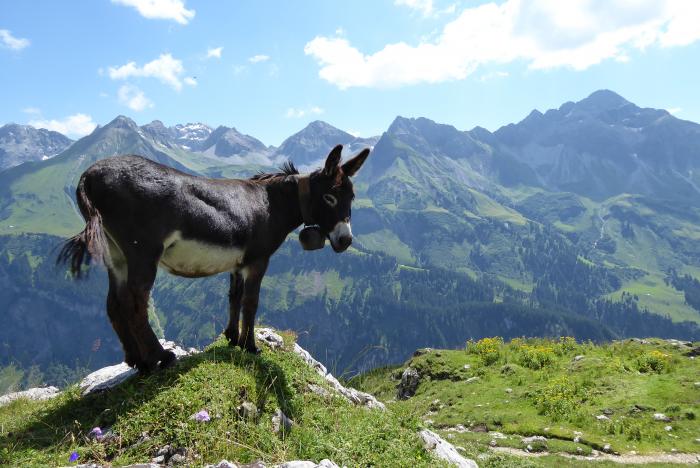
xmin=0 ymin=386 xmax=60 ymax=406
xmin=419 ymin=429 xmax=479 ymax=468
xmin=396 ymin=367 xmax=420 ymax=399
xmin=255 ymin=328 xmax=385 ymax=410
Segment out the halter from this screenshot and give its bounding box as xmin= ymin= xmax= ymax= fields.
xmin=295 ymin=175 xmax=326 ymax=250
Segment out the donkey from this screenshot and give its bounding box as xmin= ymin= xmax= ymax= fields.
xmin=58 ymin=144 xmax=370 ymax=373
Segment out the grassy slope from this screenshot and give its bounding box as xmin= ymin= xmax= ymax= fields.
xmin=352 ymin=337 xmax=700 ymax=467
xmin=0 ymin=333 xmax=440 ymax=468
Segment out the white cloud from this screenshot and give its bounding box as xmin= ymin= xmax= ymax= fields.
xmin=30 ymin=113 xmax=97 ymax=137
xmin=0 ymin=29 xmax=30 ymax=50
xmin=112 ymin=0 xmax=195 ymax=24
xmin=285 ymin=106 xmax=324 ymax=118
xmin=306 ymin=0 xmax=700 ymax=89
xmin=249 ymin=54 xmax=270 ymax=63
xmin=184 ymin=76 xmax=197 ymax=86
xmin=206 ymin=46 xmax=223 ymax=59
xmin=395 ymin=0 xmax=434 ymax=16
xmin=108 ymin=53 xmax=186 ymax=90
xmin=233 ymin=65 xmax=248 ymax=75
xmin=479 ymin=70 xmax=509 ymax=81
xmin=22 ymin=107 xmax=41 ymax=115
xmin=668 ymin=107 xmax=682 ymax=114
xmin=118 ymin=84 xmax=153 ymax=111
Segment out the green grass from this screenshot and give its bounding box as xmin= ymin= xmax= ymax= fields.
xmin=352 ymin=337 xmax=700 ymax=466
xmin=0 ymin=333 xmax=441 ymax=467
xmin=607 ymin=273 xmax=700 ymax=324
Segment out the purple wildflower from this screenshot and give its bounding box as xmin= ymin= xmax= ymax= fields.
xmin=194 ymin=410 xmax=210 ymax=422
xmin=69 ymin=451 xmax=79 ymax=462
xmin=90 ymin=426 xmax=103 ymax=440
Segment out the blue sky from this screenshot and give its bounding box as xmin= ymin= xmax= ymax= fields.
xmin=1 ymin=0 xmax=700 ymax=145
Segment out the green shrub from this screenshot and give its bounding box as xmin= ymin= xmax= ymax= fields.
xmin=636 ymin=350 xmax=670 ymax=373
xmin=534 ymin=376 xmax=583 ymax=420
xmin=554 ymin=336 xmax=577 ymax=355
xmin=518 ymin=344 xmax=556 ymax=370
xmin=466 ymin=337 xmax=503 ymax=366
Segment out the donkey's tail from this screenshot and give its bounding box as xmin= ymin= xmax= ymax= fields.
xmin=57 ymin=175 xmax=109 ymax=278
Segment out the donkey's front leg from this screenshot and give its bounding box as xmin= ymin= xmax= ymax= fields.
xmin=224 ymin=271 xmax=243 ymax=346
xmin=238 ymin=259 xmax=269 ymax=354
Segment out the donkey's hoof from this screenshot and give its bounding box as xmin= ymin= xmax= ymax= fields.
xmin=224 ymin=327 xmax=239 ymax=346
xmin=135 ymin=360 xmax=157 ymax=374
xmin=244 ymin=345 xmax=261 ymax=355
xmin=159 ymin=350 xmax=177 ymax=369
xmin=125 ymin=354 xmax=139 ymax=368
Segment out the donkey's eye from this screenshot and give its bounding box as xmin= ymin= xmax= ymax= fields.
xmin=323 ymin=194 xmax=338 ymax=207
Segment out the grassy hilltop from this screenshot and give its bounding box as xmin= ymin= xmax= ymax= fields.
xmin=0 ymin=332 xmax=438 ymax=467
xmin=353 ymin=337 xmax=700 ymax=467
xmin=2 ymin=332 xmax=699 ymax=467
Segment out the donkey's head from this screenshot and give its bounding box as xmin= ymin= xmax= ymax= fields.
xmin=306 ymin=144 xmax=370 ymax=253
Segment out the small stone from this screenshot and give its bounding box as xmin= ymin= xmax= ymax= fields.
xmin=397 ymin=367 xmax=420 ymax=400
xmin=574 ymin=355 xmax=585 ymax=361
xmin=694 ymin=382 xmax=700 ymax=388
xmin=489 ymin=431 xmax=507 ymax=439
xmin=665 ymin=425 xmax=673 ymax=431
xmin=574 ymin=436 xmax=581 ymax=443
xmin=543 ymin=427 xmax=550 ymax=432
xmin=576 ymin=447 xmax=583 ymax=454
xmin=603 ymin=444 xmax=611 ymax=452
xmin=307 ymin=383 xmax=330 ymax=397
xmin=526 ymin=444 xmax=533 ymax=452
xmin=522 ymin=436 xmax=547 ymax=444
xmin=237 ymin=402 xmax=258 ymax=421
xmin=152 ymin=455 xmax=165 ymax=463
xmin=654 ymin=413 xmax=671 ymax=422
xmin=157 ymin=445 xmax=172 ymax=457
xmin=603 ymin=408 xmax=613 ymax=415
xmin=489 ymin=439 xmax=497 ymax=447
xmin=695 ymin=438 xmax=700 ymax=444
xmin=423 ymin=419 xmax=434 ymax=426
xmin=170 ymin=453 xmax=186 ymax=464
xmin=596 ymin=414 xmax=609 ymax=421
xmin=573 ymin=431 xmax=583 ymax=436
xmin=630 ymin=451 xmax=636 ymax=455
xmin=463 ymin=364 xmax=471 ymax=369
xmin=671 ymin=448 xmax=677 ymax=452
xmin=466 ymin=377 xmax=480 ymax=383
xmin=272 ymin=409 xmax=293 ymax=435
xmin=505 ymin=388 xmax=512 ymax=393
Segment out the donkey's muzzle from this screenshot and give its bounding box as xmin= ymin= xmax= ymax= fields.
xmin=332 ymin=235 xmax=352 ymax=252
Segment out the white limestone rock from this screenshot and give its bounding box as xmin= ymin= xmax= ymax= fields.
xmin=79 ymin=339 xmax=198 ymax=395
xmin=255 ymin=328 xmax=385 ymax=410
xmin=419 ymin=429 xmax=479 ymax=468
xmin=0 ymin=386 xmax=60 ymax=406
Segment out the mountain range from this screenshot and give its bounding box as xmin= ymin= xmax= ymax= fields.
xmin=1 ymin=89 xmax=700 ymax=391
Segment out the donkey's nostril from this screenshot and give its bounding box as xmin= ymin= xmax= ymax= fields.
xmin=339 ymin=236 xmax=352 ymax=249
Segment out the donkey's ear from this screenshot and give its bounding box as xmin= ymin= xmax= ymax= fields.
xmin=324 ymin=144 xmax=343 ymax=176
xmin=341 ymin=148 xmax=370 ymax=177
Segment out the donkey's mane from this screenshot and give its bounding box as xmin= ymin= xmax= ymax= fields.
xmin=250 ymin=160 xmax=300 ymax=182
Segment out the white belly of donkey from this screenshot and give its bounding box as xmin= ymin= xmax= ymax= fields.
xmin=159 ymin=231 xmax=244 ymax=277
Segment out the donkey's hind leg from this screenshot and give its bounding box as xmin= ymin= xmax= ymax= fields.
xmin=224 ymin=271 xmax=243 ymax=346
xmin=106 ymin=269 xmax=141 ymax=367
xmin=124 ymin=251 xmax=175 ymax=373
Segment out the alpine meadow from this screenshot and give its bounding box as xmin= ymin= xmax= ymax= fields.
xmin=1 ymin=1 xmax=699 ymax=467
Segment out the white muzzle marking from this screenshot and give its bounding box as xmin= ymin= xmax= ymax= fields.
xmin=330 ymin=221 xmax=352 ymax=246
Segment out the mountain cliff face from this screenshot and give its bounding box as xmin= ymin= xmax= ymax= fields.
xmin=273 ymin=120 xmax=377 ymax=167
xmin=0 ymin=124 xmax=73 ymax=171
xmin=494 ymin=89 xmax=700 ymax=201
